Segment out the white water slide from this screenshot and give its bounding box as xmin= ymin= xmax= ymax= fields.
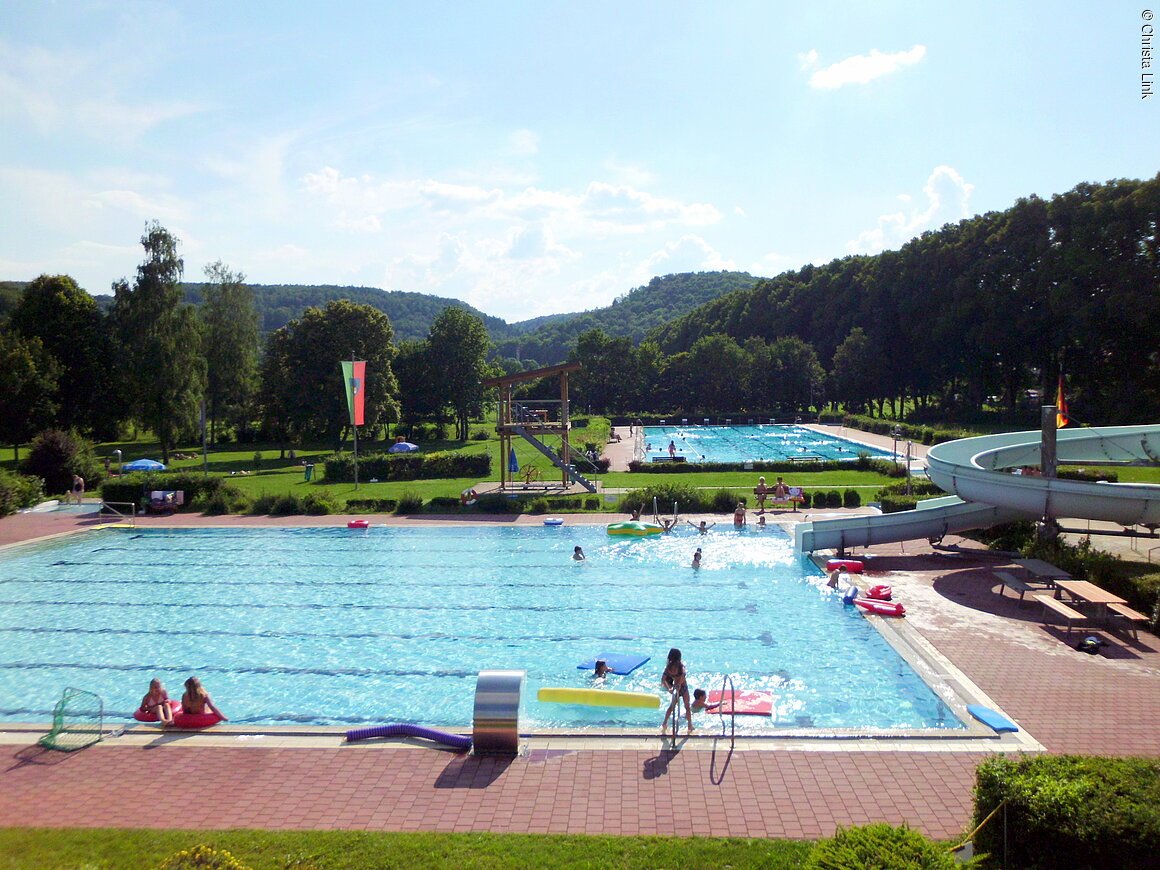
xmin=794 ymin=424 xmax=1160 ymax=553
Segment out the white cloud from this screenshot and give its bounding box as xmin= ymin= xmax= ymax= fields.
xmin=847 ymin=165 xmax=975 ymax=254
xmin=806 ymin=45 xmax=926 ymax=89
xmin=639 ymin=235 xmax=736 ymax=276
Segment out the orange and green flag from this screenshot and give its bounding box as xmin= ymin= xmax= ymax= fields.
xmin=1056 ymin=375 xmax=1069 ymax=429
xmin=341 ymin=360 xmax=366 ymax=426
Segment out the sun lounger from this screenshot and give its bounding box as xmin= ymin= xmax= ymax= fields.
xmin=1034 ymin=594 xmax=1087 ymax=637
xmin=995 ymin=571 xmax=1033 ymax=604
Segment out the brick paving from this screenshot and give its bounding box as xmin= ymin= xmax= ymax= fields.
xmin=1 ymin=506 xmax=1157 ymax=841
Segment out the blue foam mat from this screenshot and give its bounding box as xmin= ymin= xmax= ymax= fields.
xmin=576 ymin=652 xmax=650 ymax=675
xmin=967 ymin=703 xmax=1019 ymax=733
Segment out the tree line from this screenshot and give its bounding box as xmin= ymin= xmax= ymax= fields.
xmin=0 ymin=223 xmax=494 ymax=461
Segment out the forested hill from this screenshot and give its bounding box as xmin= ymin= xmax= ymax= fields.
xmin=177 ymin=283 xmax=508 ymax=344
xmin=647 ymin=174 xmax=1160 ymax=423
xmin=491 ymin=271 xmax=760 ymax=366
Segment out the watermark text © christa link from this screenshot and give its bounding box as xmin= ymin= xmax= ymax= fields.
xmin=1144 ymin=10 xmax=1154 ymax=99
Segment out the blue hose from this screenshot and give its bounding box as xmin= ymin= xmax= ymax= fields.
xmin=345 ymin=723 xmax=472 ymax=751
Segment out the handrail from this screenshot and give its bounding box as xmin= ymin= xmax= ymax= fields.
xmin=99 ymin=501 xmax=137 ymax=527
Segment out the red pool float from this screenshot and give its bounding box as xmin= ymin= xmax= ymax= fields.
xmin=133 ymin=699 xmax=181 ymax=723
xmin=172 ymin=710 xmax=225 ymax=729
xmin=853 ymin=598 xmax=905 ymax=617
xmin=347 ymin=519 xmax=370 ymax=529
xmin=866 ymin=584 xmax=893 ymax=601
xmin=825 ymin=559 xmax=864 ymax=574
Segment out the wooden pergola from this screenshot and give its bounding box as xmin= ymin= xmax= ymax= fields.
xmin=482 ymin=362 xmax=583 ymax=491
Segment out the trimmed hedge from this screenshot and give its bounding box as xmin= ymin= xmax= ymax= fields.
xmin=323 ymin=450 xmax=490 ymax=483
xmin=819 ymin=411 xmax=975 ymax=447
xmin=974 ymin=755 xmax=1160 ymax=869
xmin=100 ymin=473 xmax=234 ymax=512
xmin=0 ymin=468 xmax=44 ymax=517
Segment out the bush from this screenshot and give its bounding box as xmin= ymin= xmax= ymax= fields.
xmin=192 ymin=483 xmax=249 ymax=516
xmin=472 ymin=430 xmax=490 ymax=440
xmin=804 ymin=822 xmax=967 ymax=869
xmin=394 ymin=491 xmax=424 ymax=514
xmin=842 ymin=489 xmax=861 ymax=508
xmin=249 ymin=493 xmax=278 ymax=515
xmin=0 ymin=468 xmax=44 ymax=516
xmin=618 ymin=482 xmax=703 ymax=515
xmin=427 ymin=496 xmax=462 ymax=512
xmin=159 ymin=844 xmax=251 ymax=870
xmin=973 ymin=755 xmax=1160 ymax=869
xmin=527 ymin=497 xmax=550 ymax=514
xmin=20 ymin=429 xmax=102 ymax=496
xmin=824 ymin=490 xmax=842 ymax=508
xmin=269 ymin=494 xmax=301 ymax=516
xmin=879 ymin=494 xmax=918 ymax=513
xmin=345 ymin=498 xmax=398 ymax=513
xmin=302 ymin=490 xmax=338 ymax=515
xmin=711 ymin=488 xmax=739 ymax=513
xmin=583 ymin=496 xmax=601 ymax=511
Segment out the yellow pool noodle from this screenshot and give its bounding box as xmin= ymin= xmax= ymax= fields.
xmin=537 ymin=687 xmax=661 ymax=709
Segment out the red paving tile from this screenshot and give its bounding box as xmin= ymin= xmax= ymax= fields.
xmin=1 ymin=510 xmax=1158 ymax=840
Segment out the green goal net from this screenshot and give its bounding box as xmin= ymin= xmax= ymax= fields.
xmin=37 ymin=687 xmax=105 ymax=752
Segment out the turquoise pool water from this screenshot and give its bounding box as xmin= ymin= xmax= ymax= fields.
xmin=0 ymin=526 xmax=961 ymax=732
xmin=645 ymin=424 xmax=895 ymax=464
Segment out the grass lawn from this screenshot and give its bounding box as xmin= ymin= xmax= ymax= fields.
xmin=0 ymin=828 xmax=813 ymax=869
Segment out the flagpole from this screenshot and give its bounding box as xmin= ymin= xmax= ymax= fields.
xmin=352 ymin=352 xmax=359 ymax=490
xmin=200 ymin=399 xmax=208 ymax=478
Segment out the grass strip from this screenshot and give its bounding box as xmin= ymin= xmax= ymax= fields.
xmin=0 ymin=827 xmax=813 ymax=869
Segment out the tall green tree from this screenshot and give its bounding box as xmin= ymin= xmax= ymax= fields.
xmin=394 ymin=339 xmax=442 ymax=430
xmin=830 ymin=327 xmax=875 ymax=414
xmin=271 ymin=300 xmax=400 ymax=444
xmin=426 ymin=307 xmax=491 ymax=441
xmin=0 ymin=328 xmax=60 ymax=461
xmin=8 ymin=274 xmax=121 ymax=438
xmin=110 ymin=222 xmax=206 ymax=461
xmin=200 ymin=261 xmax=259 ymax=443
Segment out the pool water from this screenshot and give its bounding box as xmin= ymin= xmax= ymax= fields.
xmin=0 ymin=526 xmax=961 ymax=732
xmin=645 ymin=424 xmax=895 ymax=464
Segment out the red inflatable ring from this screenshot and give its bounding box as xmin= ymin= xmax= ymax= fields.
xmin=134 ymin=699 xmax=181 ymax=723
xmin=172 ymin=710 xmax=224 ymax=729
xmin=347 ymin=519 xmax=370 ymax=529
xmin=825 ymin=559 xmax=864 ymax=574
xmin=867 ymin=584 xmax=893 ymax=601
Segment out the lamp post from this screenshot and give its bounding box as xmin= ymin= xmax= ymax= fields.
xmin=892 ymin=426 xmax=902 ymax=467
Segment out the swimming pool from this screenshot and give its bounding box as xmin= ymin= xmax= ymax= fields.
xmin=0 ymin=525 xmax=961 ymax=732
xmin=644 ymin=424 xmax=895 ymax=464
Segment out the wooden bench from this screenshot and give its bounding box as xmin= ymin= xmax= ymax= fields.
xmin=1034 ymin=594 xmax=1088 ymax=637
xmin=994 ymin=571 xmax=1032 ymax=604
xmin=1106 ymin=602 xmax=1149 ymax=640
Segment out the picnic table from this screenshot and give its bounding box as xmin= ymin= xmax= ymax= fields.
xmin=1013 ymin=558 xmax=1072 ymax=585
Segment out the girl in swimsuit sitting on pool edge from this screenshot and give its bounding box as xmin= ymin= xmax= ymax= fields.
xmin=661 ymin=647 xmax=694 ymax=735
xmin=139 ymin=678 xmax=174 ymax=725
xmin=182 ymin=676 xmax=228 ymax=721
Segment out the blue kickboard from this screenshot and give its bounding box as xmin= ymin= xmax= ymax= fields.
xmin=576 ymin=652 xmax=650 ymax=675
xmin=968 ymin=704 xmax=1019 ymax=733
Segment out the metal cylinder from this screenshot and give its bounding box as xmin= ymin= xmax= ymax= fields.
xmin=472 ymin=669 xmax=524 ymax=755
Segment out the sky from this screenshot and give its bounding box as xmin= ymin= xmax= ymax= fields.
xmin=1 ymin=2 xmax=1157 ymax=322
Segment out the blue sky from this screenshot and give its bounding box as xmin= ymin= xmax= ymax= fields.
xmin=1 ymin=2 xmax=1156 ymax=321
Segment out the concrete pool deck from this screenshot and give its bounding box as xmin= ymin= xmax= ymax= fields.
xmin=1 ymin=506 xmax=1158 ymax=841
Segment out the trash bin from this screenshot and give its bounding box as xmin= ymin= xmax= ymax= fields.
xmin=304 ymin=463 xmax=315 ymax=481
